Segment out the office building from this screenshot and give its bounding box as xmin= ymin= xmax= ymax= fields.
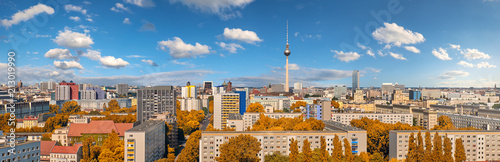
xmin=55 ymin=80 xmax=79 ymax=100
xmin=80 ymin=89 xmax=96 ymax=100
xmin=78 ymin=83 xmax=93 ymax=91
xmin=331 ymin=113 xmax=413 ymax=125
xmin=203 ymin=81 xmax=213 ymax=94
xmin=409 ymin=90 xmax=421 ymax=100
xmin=234 ymin=91 xmax=247 ymax=115
xmin=0 ymin=101 xmax=49 ymax=119
xmin=124 ymin=120 xmax=165 ymax=162
xmin=439 ymin=113 xmax=500 ymax=130
xmin=334 ymin=85 xmax=347 ymax=99
xmin=137 ymin=86 xmax=176 ymax=124
xmin=0 ymin=137 xmax=40 ymax=162
xmin=49 ymin=145 xmax=82 ymax=162
xmin=214 ymin=93 xmax=240 ymax=129
xmin=389 ymin=130 xmax=500 ymax=161
xmin=243 ymin=112 xmax=302 ymax=130
xmin=270 ymin=84 xmax=285 ymax=92
xmin=87 ymin=87 xmax=105 ymax=99
xmin=116 ymin=83 xmax=129 ymax=96
xmin=294 ymin=82 xmax=303 ymax=90
xmin=381 ymin=83 xmax=394 ymax=95
xmin=352 ymin=70 xmax=360 ymax=91
xmin=200 ymin=121 xmax=367 ymax=162
xmin=40 ymin=81 xmax=56 ymax=92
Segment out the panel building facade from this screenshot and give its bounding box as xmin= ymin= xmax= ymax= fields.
xmin=137 ymin=86 xmax=176 ymax=124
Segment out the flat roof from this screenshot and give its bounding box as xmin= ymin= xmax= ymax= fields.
xmin=126 ymin=120 xmax=163 ymax=132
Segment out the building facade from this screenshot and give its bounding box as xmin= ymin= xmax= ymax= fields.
xmin=124 ymin=120 xmax=165 ymax=162
xmin=214 ymin=93 xmax=240 ymax=129
xmin=49 ymin=145 xmax=82 ymax=162
xmin=439 ymin=113 xmax=500 ymax=130
xmin=137 ymin=86 xmax=176 ymax=124
xmin=0 ymin=137 xmax=40 ymax=162
xmin=331 ymin=113 xmax=413 ymax=125
xmin=242 ymin=112 xmax=302 ymax=130
xmin=352 ymin=70 xmax=360 ymax=91
xmin=116 ymin=83 xmax=129 ymax=96
xmin=0 ymin=101 xmax=50 ymax=119
xmin=56 ymin=81 xmax=79 ymax=100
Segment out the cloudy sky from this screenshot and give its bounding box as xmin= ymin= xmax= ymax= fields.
xmin=0 ymin=0 xmax=499 ymax=87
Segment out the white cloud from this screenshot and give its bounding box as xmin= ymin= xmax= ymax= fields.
xmin=216 ymin=42 xmax=244 ymax=53
xmin=53 ymin=29 xmax=94 ymax=49
xmin=223 ymin=28 xmax=262 ymax=44
xmin=357 ymin=43 xmax=368 ymax=50
xmin=403 ymin=46 xmax=420 ymax=53
xmin=331 ymin=50 xmax=361 ymax=62
xmin=111 ymin=3 xmax=131 ymax=13
xmin=294 ymin=32 xmax=299 ymax=37
xmin=171 ymin=60 xmax=195 ymax=67
xmin=365 ymin=67 xmax=381 ymax=73
xmin=461 ymin=48 xmax=491 ymax=60
xmin=436 ymin=70 xmax=469 ymax=80
xmin=169 ymin=0 xmax=254 ymax=20
xmin=125 ymin=0 xmax=155 ymax=7
xmin=123 ymin=18 xmax=131 ymax=24
xmin=35 ymin=34 xmax=51 ymax=38
xmin=476 ymin=62 xmax=496 ymax=68
xmin=99 ymin=56 xmax=129 ymax=68
xmin=45 ymin=48 xmax=77 ymax=60
xmin=450 ymin=44 xmax=461 ymax=50
xmin=372 ymin=22 xmax=425 ymax=46
xmin=432 ymin=48 xmax=452 ymax=60
xmin=139 ymin=21 xmax=156 ymax=32
xmin=389 ymin=52 xmax=406 ymax=60
xmin=142 ymin=59 xmax=159 ymax=66
xmin=81 ymin=49 xmax=101 ymax=61
xmin=50 ymin=71 xmax=60 ymax=76
xmin=64 ymin=4 xmax=87 ymax=15
xmin=126 ymin=55 xmax=145 ymax=58
xmin=288 ymin=63 xmax=300 ymax=70
xmin=457 ymin=61 xmax=474 ymax=68
xmin=357 ymin=43 xmax=374 ymax=57
xmin=158 ymin=37 xmax=211 ymax=58
xmin=1 ymin=3 xmax=55 ymax=28
xmin=86 ymin=18 xmax=93 ymax=22
xmin=69 ymin=16 xmax=81 ymax=22
xmin=54 ymin=60 xmax=84 ymax=70
xmin=366 ymin=50 xmax=375 ymax=57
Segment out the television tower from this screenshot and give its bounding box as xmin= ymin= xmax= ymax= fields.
xmin=284 ymin=21 xmax=291 ymax=92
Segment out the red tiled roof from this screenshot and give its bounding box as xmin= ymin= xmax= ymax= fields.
xmin=67 ymin=120 xmax=133 ymax=137
xmin=40 ymin=141 xmax=57 ymax=156
xmin=50 ymin=145 xmax=81 ymax=154
xmin=250 ymin=89 xmax=260 ymax=95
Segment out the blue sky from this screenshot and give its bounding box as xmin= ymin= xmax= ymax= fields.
xmin=0 ymin=0 xmax=499 ymax=88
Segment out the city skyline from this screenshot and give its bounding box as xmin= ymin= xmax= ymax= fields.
xmin=0 ymin=0 xmax=499 ymax=87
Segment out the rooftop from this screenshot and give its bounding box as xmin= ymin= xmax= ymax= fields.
xmin=323 ymin=120 xmax=365 ymax=132
xmin=126 ymin=120 xmax=164 ymax=132
xmin=67 ymin=120 xmax=133 ymax=137
xmin=50 ymin=145 xmax=82 ymax=154
xmin=228 ymin=113 xmax=242 ymax=120
xmin=40 ymin=141 xmax=57 ymax=156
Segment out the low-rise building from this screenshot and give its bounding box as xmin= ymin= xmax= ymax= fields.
xmin=40 ymin=141 xmax=57 ymax=162
xmin=331 ymin=113 xmax=413 ymax=125
xmin=243 ymin=112 xmax=302 ymax=130
xmin=124 ymin=120 xmax=165 ymax=162
xmin=49 ymin=145 xmax=82 ymax=162
xmin=438 ymin=113 xmax=500 ymax=130
xmin=67 ymin=120 xmax=133 ymax=145
xmin=389 ymin=130 xmax=500 ymax=161
xmin=226 ymin=113 xmax=244 ymax=131
xmin=52 ymin=127 xmax=69 ymax=146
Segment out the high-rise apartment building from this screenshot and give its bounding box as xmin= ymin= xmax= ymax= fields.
xmin=181 ymin=85 xmax=197 ymax=98
xmin=293 ymin=82 xmax=303 ymax=90
xmin=203 ymin=81 xmax=213 ymax=94
xmin=55 ymin=81 xmax=78 ymax=100
xmin=352 ymin=70 xmax=360 ymax=91
xmin=116 ymin=83 xmax=129 ymax=95
xmin=214 ymin=93 xmax=240 ymax=129
xmin=137 ymin=86 xmax=176 ymax=124
xmin=124 ymin=120 xmax=165 ymax=162
xmin=409 ymin=90 xmax=421 ymax=100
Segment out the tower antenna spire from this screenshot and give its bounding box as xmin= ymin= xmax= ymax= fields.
xmin=286 ymin=20 xmax=289 ymax=45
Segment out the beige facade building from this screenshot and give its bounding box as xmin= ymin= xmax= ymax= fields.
xmin=243 ymin=112 xmax=302 ymax=130
xmin=52 ymin=127 xmax=69 ymax=146
xmin=124 ymin=120 xmax=165 ymax=162
xmin=200 ymin=121 xmax=367 ymax=162
xmin=342 ymin=102 xmax=375 ymax=112
xmin=226 ymin=113 xmax=244 ymax=131
xmin=375 ymin=104 xmax=437 ymax=129
xmin=439 ymin=113 xmax=500 ymax=130
xmin=214 ymin=93 xmax=240 ymax=129
xmin=331 ymin=113 xmax=413 ymax=125
xmin=353 ymin=90 xmax=364 ymax=103
xmin=389 ymin=130 xmax=500 ymax=161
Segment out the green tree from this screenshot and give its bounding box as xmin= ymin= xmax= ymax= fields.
xmin=49 ymin=104 xmax=59 ymax=113
xmin=216 ymin=134 xmax=261 ymax=162
xmin=61 ymin=101 xmax=81 ymax=114
xmin=431 ymin=132 xmax=443 ymax=162
xmin=320 ymin=136 xmax=329 ymax=162
xmin=370 ymin=152 xmax=384 ymax=162
xmin=331 ymin=135 xmax=343 ymax=162
xmin=289 ymin=138 xmax=299 ymax=162
xmin=416 ymin=131 xmax=425 ymax=162
xmin=407 ymin=132 xmax=417 ymax=162
xmin=177 ymin=130 xmax=202 ymax=162
xmin=454 ymin=138 xmax=466 ymax=162
xmin=424 ymin=131 xmax=432 ymax=161
xmin=302 ymin=139 xmax=312 ymax=162
xmin=247 ymin=102 xmax=265 ymax=113
xmin=443 ymin=134 xmax=453 ymax=162
xmin=343 ymin=138 xmax=353 ymax=162
xmin=264 ymin=151 xmax=289 ymax=162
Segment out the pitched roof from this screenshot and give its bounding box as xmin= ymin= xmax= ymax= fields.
xmin=50 ymin=145 xmax=81 ymax=154
xmin=40 ymin=141 xmax=57 ymax=156
xmin=67 ymin=120 xmax=133 ymax=137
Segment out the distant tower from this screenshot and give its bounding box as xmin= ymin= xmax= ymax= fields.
xmin=227 ymin=81 xmax=232 ymax=92
xmin=186 ymin=81 xmax=191 ymax=86
xmin=352 ymin=70 xmax=360 ymax=93
xmin=284 ymin=21 xmax=291 ymax=93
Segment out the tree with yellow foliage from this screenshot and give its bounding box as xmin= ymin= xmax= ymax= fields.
xmin=82 ymin=136 xmax=101 ymax=162
xmin=106 ymin=100 xmax=120 ymax=112
xmin=98 ymin=130 xmax=123 ymax=162
xmin=416 ymin=131 xmax=424 ymax=162
xmin=331 ymin=135 xmax=342 ymax=162
xmin=178 ymin=130 xmax=202 ymax=162
xmin=49 ymin=104 xmax=59 ymax=113
xmin=320 ymin=136 xmax=329 ymax=162
xmin=431 ymin=132 xmax=443 ymax=162
xmin=290 ymin=138 xmax=299 ymax=162
xmin=216 ymin=134 xmax=261 ymax=162
xmin=454 ymin=138 xmax=466 ymax=162
xmin=443 ymin=134 xmax=453 ymax=162
xmin=176 ymin=100 xmax=181 ymax=110
xmin=290 ymin=101 xmax=307 ymax=112
xmin=331 ymin=100 xmax=340 ymax=108
xmin=433 ymin=116 xmax=456 ymax=130
xmin=407 ymin=132 xmax=417 ymax=162
xmin=209 ymin=100 xmax=214 ymax=114
xmin=424 ymin=131 xmax=432 ymax=161
xmin=343 ymin=138 xmax=353 ymax=162
xmin=302 ymin=139 xmax=312 ymax=162
xmin=61 ymin=101 xmax=81 ymax=114
xmin=246 ymin=102 xmax=265 ymax=113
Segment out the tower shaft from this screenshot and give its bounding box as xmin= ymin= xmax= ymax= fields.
xmin=286 ymin=56 xmax=289 ymax=92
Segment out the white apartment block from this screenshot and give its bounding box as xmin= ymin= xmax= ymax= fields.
xmin=389 ymin=130 xmax=500 ymax=162
xmin=243 ymin=112 xmax=302 ymax=130
xmin=52 ymin=127 xmax=69 ymax=146
xmin=439 ymin=113 xmax=500 ymax=130
xmin=331 ymin=113 xmax=413 ymax=125
xmin=124 ymin=120 xmax=165 ymax=162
